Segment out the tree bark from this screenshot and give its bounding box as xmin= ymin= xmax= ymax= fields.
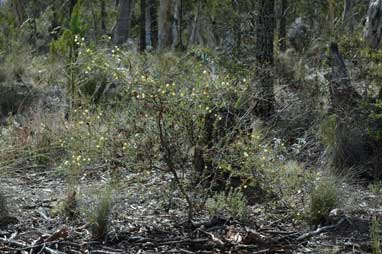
xmin=328 ymin=42 xmax=360 ymax=112
xmin=158 ymin=0 xmax=172 ymax=49
xmin=149 ymin=0 xmax=158 ymax=49
xmin=172 ymin=0 xmax=182 ymax=49
xmin=100 ymin=0 xmax=107 ymax=33
xmin=232 ymin=0 xmax=241 ymax=51
xmin=188 ymin=0 xmax=201 ymax=46
xmin=342 ymin=0 xmax=354 ymax=34
xmin=255 ymin=0 xmax=276 ymax=119
xmin=278 ymin=0 xmax=287 ymax=52
xmin=11 ymin=0 xmax=24 ymax=27
xmin=140 ymin=0 xmax=147 ymax=51
xmin=145 ymin=0 xmax=151 ymax=47
xmin=113 ymin=0 xmax=135 ymax=45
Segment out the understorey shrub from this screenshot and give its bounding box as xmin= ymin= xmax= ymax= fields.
xmin=320 ymin=106 xmax=382 ymax=179
xmin=0 ymin=82 xmax=40 ymax=118
xmin=51 ymin=44 xmax=326 ymax=221
xmin=83 ymin=185 xmax=113 ymax=240
xmin=306 ymin=174 xmax=343 ymax=226
xmin=0 ymin=49 xmax=41 ymax=119
xmin=371 ymin=215 xmax=381 ymax=254
xmin=206 ymin=188 xmax=249 ymax=222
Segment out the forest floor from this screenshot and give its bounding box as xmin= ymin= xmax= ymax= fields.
xmin=0 ymin=167 xmax=380 ymax=254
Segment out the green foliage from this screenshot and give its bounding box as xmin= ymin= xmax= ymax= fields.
xmin=371 ymin=216 xmax=381 ymax=254
xmin=369 ymin=182 xmax=382 ymax=195
xmin=84 ymin=185 xmax=113 ymax=240
xmin=207 ymin=188 xmax=249 ymax=222
xmin=69 ymin=1 xmax=87 ymax=37
xmin=319 ymin=114 xmax=337 ymax=148
xmin=51 ymin=190 xmax=78 ymax=219
xmin=57 ymin=108 xmax=115 ymax=184
xmin=306 ymin=175 xmax=343 ymax=226
xmin=50 ymin=0 xmax=87 ymax=57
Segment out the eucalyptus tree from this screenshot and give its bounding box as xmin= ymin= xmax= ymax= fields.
xmin=364 ymin=0 xmax=382 ymax=49
xmin=158 ymin=0 xmax=172 ymax=49
xmin=255 ymin=0 xmax=276 ymax=119
xmin=113 ymin=0 xmax=135 ymax=45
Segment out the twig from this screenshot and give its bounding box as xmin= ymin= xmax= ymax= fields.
xmin=158 ymin=238 xmax=210 ymax=246
xmin=252 ymin=249 xmax=270 ymax=254
xmin=156 ymin=98 xmax=193 ymax=221
xmin=296 ymin=217 xmax=347 ymax=241
xmin=198 ymin=229 xmax=224 ymax=246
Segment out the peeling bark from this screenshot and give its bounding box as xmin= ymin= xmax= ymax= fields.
xmin=364 ymin=0 xmax=382 ymax=49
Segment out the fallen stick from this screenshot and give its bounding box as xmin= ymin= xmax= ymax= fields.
xmin=296 ymin=218 xmax=347 ymax=241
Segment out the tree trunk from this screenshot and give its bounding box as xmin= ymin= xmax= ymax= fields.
xmin=232 ymin=0 xmax=241 ymax=51
xmin=145 ymin=0 xmax=151 ymax=47
xmin=255 ymin=0 xmax=276 ymax=119
xmin=149 ymin=0 xmax=158 ymax=49
xmin=172 ymin=0 xmax=182 ymax=49
xmin=278 ymin=0 xmax=287 ymax=52
xmin=140 ymin=0 xmax=146 ymax=51
xmin=158 ymin=0 xmax=172 ymax=49
xmin=342 ymin=0 xmax=354 ymax=34
xmin=113 ymin=0 xmax=135 ymax=45
xmin=100 ymin=0 xmax=107 ymax=33
xmin=363 ymin=0 xmax=382 ymax=49
xmin=328 ymin=42 xmax=360 ymax=112
xmin=11 ymin=0 xmax=24 ymax=27
xmin=188 ymin=0 xmax=201 ymax=46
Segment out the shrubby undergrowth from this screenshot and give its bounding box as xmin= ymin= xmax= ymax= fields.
xmin=0 ymin=36 xmax=366 ymax=230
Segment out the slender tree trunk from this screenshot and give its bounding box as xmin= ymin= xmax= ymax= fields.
xmin=342 ymin=0 xmax=354 ymax=34
xmin=189 ymin=0 xmax=201 ymax=46
xmin=100 ymin=0 xmax=107 ymax=33
xmin=172 ymin=0 xmax=182 ymax=49
xmin=113 ymin=0 xmax=135 ymax=45
xmin=254 ymin=0 xmax=276 ymax=119
xmin=158 ymin=0 xmax=172 ymax=49
xmin=50 ymin=4 xmax=60 ymax=40
xmin=178 ymin=0 xmax=183 ymax=49
xmin=149 ymin=0 xmax=158 ymax=49
xmin=11 ymin=0 xmax=24 ymax=27
xmin=232 ymin=0 xmax=241 ymax=51
xmin=140 ymin=0 xmax=147 ymax=51
xmin=90 ymin=1 xmax=98 ymax=39
xmin=145 ymin=0 xmax=152 ymax=47
xmin=328 ymin=42 xmax=360 ymax=112
xmin=278 ymin=0 xmax=287 ymax=52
